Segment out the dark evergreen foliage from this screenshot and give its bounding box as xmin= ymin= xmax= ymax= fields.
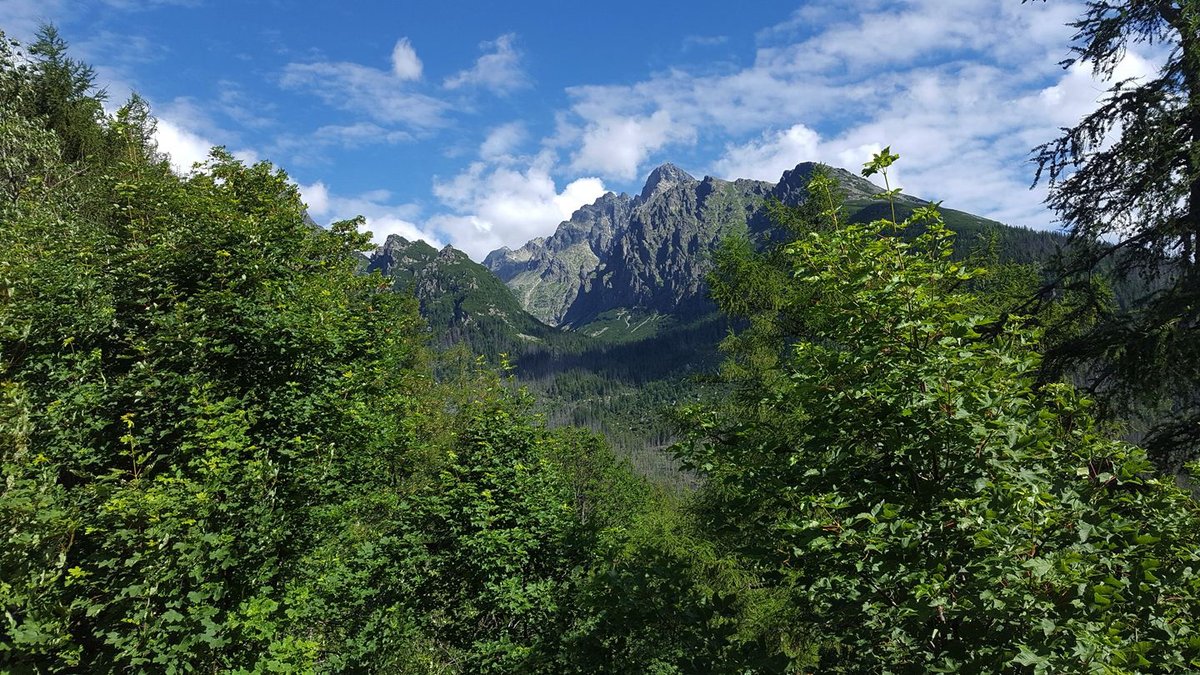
xmin=1028 ymin=0 xmax=1200 ymax=471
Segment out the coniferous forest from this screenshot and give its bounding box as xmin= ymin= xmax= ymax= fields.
xmin=4 ymin=2 xmax=1200 ymax=672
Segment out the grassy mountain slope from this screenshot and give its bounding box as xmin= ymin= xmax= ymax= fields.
xmin=366 ymin=235 xmax=592 ymax=361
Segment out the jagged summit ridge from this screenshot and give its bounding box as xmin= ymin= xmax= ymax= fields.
xmin=481 ymin=160 xmax=985 ymax=335
xmin=639 ymin=162 xmax=697 ymax=201
xmin=484 ymin=161 xmax=789 ymax=328
xmin=772 ymin=161 xmax=911 ymax=204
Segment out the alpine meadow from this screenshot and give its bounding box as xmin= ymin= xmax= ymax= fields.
xmin=3 ymin=1 xmax=1200 ymax=673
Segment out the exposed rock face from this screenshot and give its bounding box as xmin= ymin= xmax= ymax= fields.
xmin=770 ymin=161 xmax=916 ymax=204
xmin=484 ymin=163 xmax=797 ymax=329
xmin=367 ymin=235 xmax=508 ymax=326
xmin=561 ymin=172 xmax=776 ymax=327
xmin=483 ymin=192 xmax=633 ymax=326
xmin=369 ymin=235 xmax=439 ymax=278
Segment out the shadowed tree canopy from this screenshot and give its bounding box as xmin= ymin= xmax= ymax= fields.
xmin=1028 ymin=0 xmax=1200 ymax=469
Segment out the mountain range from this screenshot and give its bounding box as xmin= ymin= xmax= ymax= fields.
xmin=359 ymin=162 xmax=1067 ymax=477
xmin=372 ymin=161 xmax=1058 ymax=343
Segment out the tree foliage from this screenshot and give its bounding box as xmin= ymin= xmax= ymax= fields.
xmin=680 ymin=159 xmax=1200 ymax=671
xmin=1028 ymin=0 xmax=1200 ymax=469
xmin=6 ymin=25 xmax=1200 ymax=674
xmin=0 ymin=29 xmax=653 ymax=672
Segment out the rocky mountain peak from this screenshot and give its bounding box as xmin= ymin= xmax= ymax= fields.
xmin=482 ymin=159 xmax=992 ymax=336
xmin=640 ymin=162 xmax=697 ymax=201
xmin=381 ymin=234 xmax=438 ymax=255
xmin=482 ymin=246 xmax=511 ymax=267
xmin=773 ymin=162 xmax=897 ymax=203
xmin=368 ymin=235 xmax=439 ymax=278
xmin=438 ymin=244 xmax=470 ymax=262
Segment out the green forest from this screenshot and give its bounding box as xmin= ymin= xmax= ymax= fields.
xmin=4 ymin=1 xmax=1200 ymax=672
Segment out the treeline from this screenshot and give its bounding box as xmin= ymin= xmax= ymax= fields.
xmin=4 ymin=18 xmax=1200 ymax=674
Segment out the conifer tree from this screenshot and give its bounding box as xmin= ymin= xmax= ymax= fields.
xmin=1028 ymin=0 xmax=1200 ymax=469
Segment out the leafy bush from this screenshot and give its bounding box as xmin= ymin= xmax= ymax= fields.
xmin=680 ymin=159 xmax=1200 ymax=672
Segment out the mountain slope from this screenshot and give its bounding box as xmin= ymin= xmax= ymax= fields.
xmin=485 ymin=161 xmax=1058 ymax=340
xmin=485 ymin=164 xmax=775 ymax=337
xmin=366 ymin=235 xmax=585 ymax=359
xmin=373 ymin=162 xmax=1069 ymax=482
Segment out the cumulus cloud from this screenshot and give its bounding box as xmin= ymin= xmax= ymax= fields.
xmin=300 ymin=180 xmax=329 ymax=215
xmin=570 ymin=110 xmax=694 ymax=181
xmin=298 ymin=181 xmax=442 ymax=247
xmin=430 ymin=161 xmax=607 ymax=259
xmin=555 ymin=176 xmax=606 ymax=217
xmin=1035 ymin=51 xmax=1158 ymax=129
xmin=152 ymin=116 xmax=258 ymax=174
xmin=480 ymin=122 xmax=527 ymax=161
xmin=444 ymin=33 xmax=530 ymax=94
xmin=712 ymin=124 xmax=822 ymax=182
xmin=154 ymin=118 xmax=214 ymax=173
xmin=390 ymin=37 xmax=422 ymax=80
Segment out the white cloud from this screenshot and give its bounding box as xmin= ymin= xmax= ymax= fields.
xmin=444 ymin=33 xmax=529 ymax=94
xmin=555 ymin=177 xmax=606 ymax=218
xmin=365 ymin=214 xmax=440 ymax=246
xmin=281 ymin=58 xmax=446 ymax=128
xmin=149 ymin=114 xmax=257 ymax=174
xmin=298 ymin=180 xmax=442 ymax=248
xmin=425 ymin=214 xmax=494 ymax=254
xmin=319 ymin=122 xmax=412 ymax=146
xmin=231 ymin=148 xmax=260 ymax=165
xmin=266 ymin=123 xmax=414 ymax=167
xmin=570 ymin=110 xmax=694 ymax=181
xmin=390 ymin=37 xmax=422 ymax=80
xmin=712 ymin=124 xmax=822 ymax=182
xmin=480 ymin=122 xmax=527 ymax=161
xmin=0 ymin=0 xmax=68 ymax=40
xmin=216 ymin=82 xmax=276 ymax=130
xmin=1035 ymin=51 xmax=1159 ymax=129
xmin=430 ymin=161 xmax=607 ymax=259
xmin=300 ymin=180 xmax=329 ymax=215
xmin=154 ymin=117 xmax=213 ymax=173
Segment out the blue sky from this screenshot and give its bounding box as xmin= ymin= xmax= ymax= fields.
xmin=1 ymin=1 xmax=1157 ymax=260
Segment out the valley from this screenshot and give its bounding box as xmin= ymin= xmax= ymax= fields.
xmin=362 ymin=160 xmax=1069 ymax=482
